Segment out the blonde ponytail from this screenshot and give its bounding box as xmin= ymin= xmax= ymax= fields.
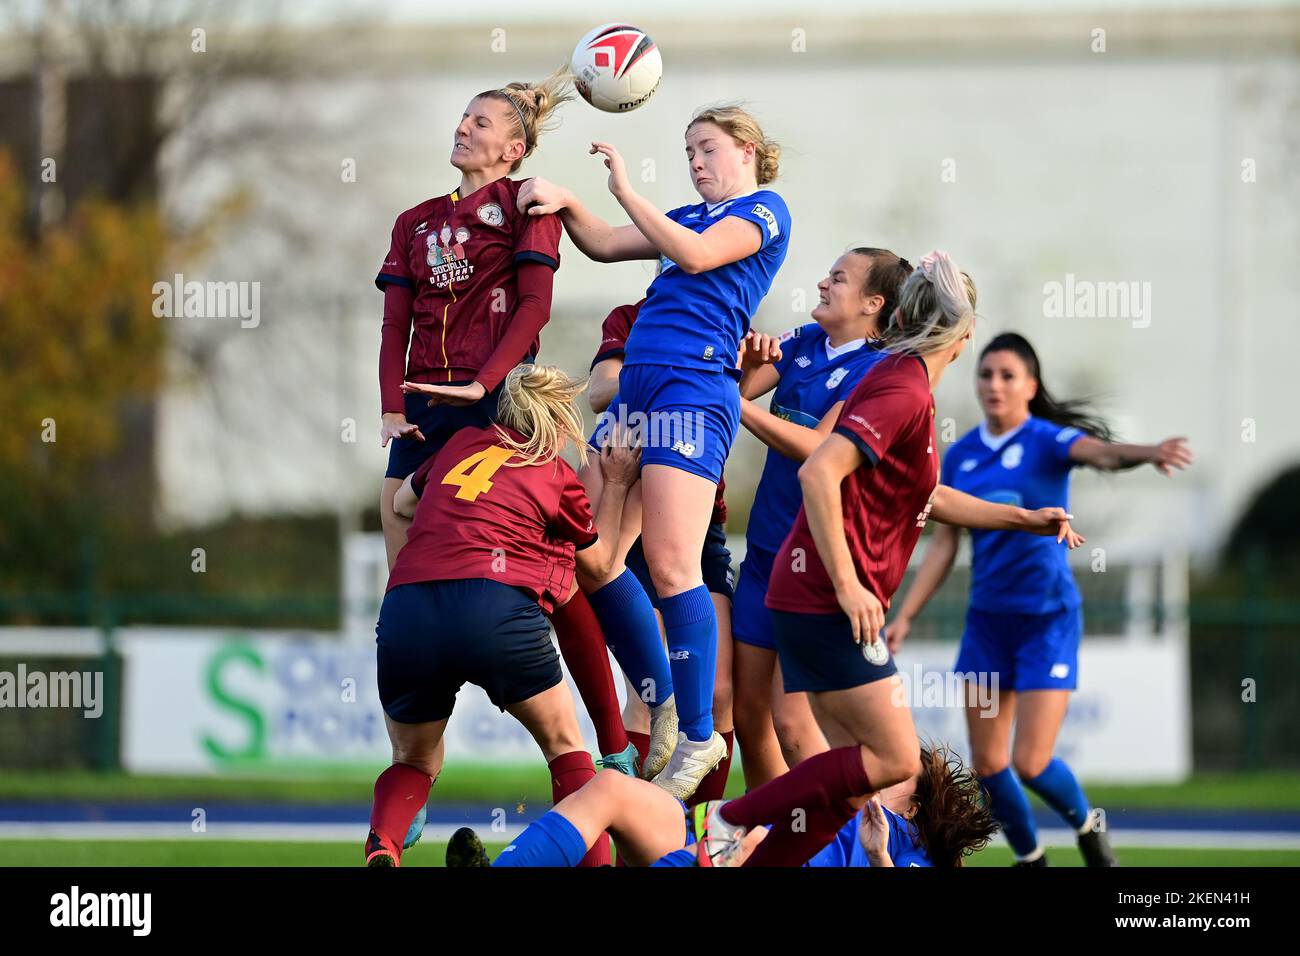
xmin=485 ymin=67 xmax=575 ymax=172
xmin=883 ymin=250 xmax=977 ymax=357
xmin=494 ymin=364 xmax=589 ymax=468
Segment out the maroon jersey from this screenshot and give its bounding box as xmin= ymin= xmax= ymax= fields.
xmin=766 ymin=354 xmax=938 ymax=614
xmin=388 ymin=424 xmax=597 ymax=614
xmin=590 ymin=298 xmax=729 ymax=527
xmin=376 ymin=177 xmax=562 ymax=386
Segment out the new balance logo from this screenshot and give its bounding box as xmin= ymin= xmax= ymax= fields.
xmin=669 ymin=650 xmax=690 ymax=661
xmin=670 ymin=440 xmax=697 ymax=457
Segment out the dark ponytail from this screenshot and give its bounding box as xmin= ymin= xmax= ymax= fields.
xmin=850 ymin=247 xmax=912 ymax=336
xmin=980 ymin=332 xmax=1114 ymax=441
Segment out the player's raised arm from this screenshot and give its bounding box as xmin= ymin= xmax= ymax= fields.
xmin=1069 ymin=434 xmax=1193 ymax=474
xmin=517 ymin=176 xmax=658 ymax=262
xmin=928 ymin=484 xmax=1085 ymax=547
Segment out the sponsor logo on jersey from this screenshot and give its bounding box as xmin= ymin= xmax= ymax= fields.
xmin=751 ymin=203 xmax=779 ymax=238
xmin=915 ymin=501 xmax=933 ymax=529
xmin=826 ymin=367 xmax=849 ymax=389
xmin=476 ymin=202 xmax=505 ymax=226
xmin=795 ymin=355 xmax=811 ymax=368
xmin=426 ymin=228 xmax=475 ymax=286
xmin=1001 ymin=443 xmax=1024 ymax=469
xmin=848 ymin=414 xmax=881 ymax=440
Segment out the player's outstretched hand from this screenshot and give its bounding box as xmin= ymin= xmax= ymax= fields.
xmin=589 ymin=142 xmax=631 ymax=199
xmin=858 ymin=797 xmax=892 ymax=865
xmin=1020 ymin=507 xmax=1085 ymax=549
xmin=883 ymin=616 xmax=911 ymax=654
xmin=834 ymin=577 xmax=886 ymax=647
xmin=738 ymin=330 xmax=783 ymax=371
xmin=1153 ymin=436 xmax=1193 ymax=476
xmin=401 ymin=380 xmax=486 ymax=407
xmin=516 ymin=176 xmax=570 ymax=216
xmin=599 ymin=426 xmax=642 ymax=487
xmin=380 ymin=412 xmax=425 ymax=447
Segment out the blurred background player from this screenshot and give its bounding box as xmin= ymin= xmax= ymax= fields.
xmin=697 ymin=252 xmax=1083 ymax=867
xmin=517 ymin=105 xmax=791 ymax=798
xmin=885 ymin=332 xmax=1193 ymax=866
xmin=585 ymin=296 xmax=736 ymax=804
xmin=731 ymin=248 xmax=912 ymax=789
xmin=365 ymin=364 xmax=638 ymax=867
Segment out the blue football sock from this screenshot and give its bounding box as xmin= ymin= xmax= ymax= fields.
xmin=492 ymin=811 xmax=587 ymax=868
xmin=587 ymin=569 xmax=673 ymax=707
xmin=1023 ymin=758 xmax=1091 ymax=831
xmin=982 ymin=767 xmax=1040 ymax=858
xmin=659 ymin=585 xmax=717 ymax=742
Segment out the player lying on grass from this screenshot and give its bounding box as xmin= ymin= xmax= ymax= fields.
xmin=366 ymin=363 xmax=639 ymax=868
xmin=445 ymin=742 xmax=996 ymax=867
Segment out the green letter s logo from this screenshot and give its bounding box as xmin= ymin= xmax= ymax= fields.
xmin=201 ymin=643 xmax=266 ymax=761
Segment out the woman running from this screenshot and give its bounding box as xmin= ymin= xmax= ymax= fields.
xmin=695 ymin=252 xmax=1084 ymax=867
xmin=376 ymin=69 xmax=571 ymax=569
xmin=731 ymin=247 xmax=912 ymax=789
xmin=444 ymin=742 xmax=996 ymax=868
xmin=884 ymin=332 xmax=1193 ymax=867
xmin=364 ymin=364 xmax=639 ymax=868
xmin=518 ymin=104 xmax=791 ymax=797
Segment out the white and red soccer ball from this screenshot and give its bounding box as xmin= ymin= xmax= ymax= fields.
xmin=570 ymin=23 xmax=662 ymax=113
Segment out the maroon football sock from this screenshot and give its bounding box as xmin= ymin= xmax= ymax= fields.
xmin=687 ymin=729 xmax=734 ymax=806
xmin=740 ymin=795 xmax=861 ymax=867
xmin=549 ymin=750 xmax=610 ymax=867
xmin=549 ymin=593 xmax=628 ymax=757
xmin=720 ymin=745 xmax=870 ymax=829
xmin=368 ymin=763 xmax=431 ymax=858
xmin=626 ymin=731 xmax=651 ymax=766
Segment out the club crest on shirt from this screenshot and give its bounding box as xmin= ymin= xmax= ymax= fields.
xmin=1001 ymin=444 xmax=1024 ymax=469
xmin=826 ymin=367 xmax=849 ymax=389
xmin=862 ymin=638 xmax=890 ymax=666
xmin=477 ymin=202 xmax=505 ymax=226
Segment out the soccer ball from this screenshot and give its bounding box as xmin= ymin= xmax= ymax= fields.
xmin=570 ymin=23 xmax=662 ymax=113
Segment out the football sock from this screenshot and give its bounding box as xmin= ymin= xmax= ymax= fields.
xmin=1022 ymin=758 xmax=1091 ymax=831
xmin=626 ymin=730 xmax=651 ymax=765
xmin=549 ymin=591 xmax=628 ymax=756
xmin=982 ymin=766 xmax=1041 ymax=858
xmin=659 ymin=585 xmax=717 ymax=741
xmin=721 ymin=745 xmax=870 ymax=829
xmin=369 ymin=763 xmax=431 ymax=857
xmin=549 ymin=750 xmax=609 ymax=867
xmin=587 ymin=570 xmax=673 ymax=707
xmin=493 ymin=810 xmax=588 ymax=868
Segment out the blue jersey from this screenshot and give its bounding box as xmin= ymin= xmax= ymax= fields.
xmin=746 ymin=325 xmax=888 ymax=554
xmin=624 ymin=190 xmax=791 ymax=375
xmin=941 ymin=416 xmax=1086 ymax=614
xmin=805 ymin=805 xmax=932 ymax=868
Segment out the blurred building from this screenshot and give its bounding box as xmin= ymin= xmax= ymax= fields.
xmin=6 ymin=3 xmax=1298 ymax=560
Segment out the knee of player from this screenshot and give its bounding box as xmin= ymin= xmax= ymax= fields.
xmin=1012 ymin=750 xmax=1051 ymax=780
xmin=592 ymin=768 xmax=630 ymax=795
